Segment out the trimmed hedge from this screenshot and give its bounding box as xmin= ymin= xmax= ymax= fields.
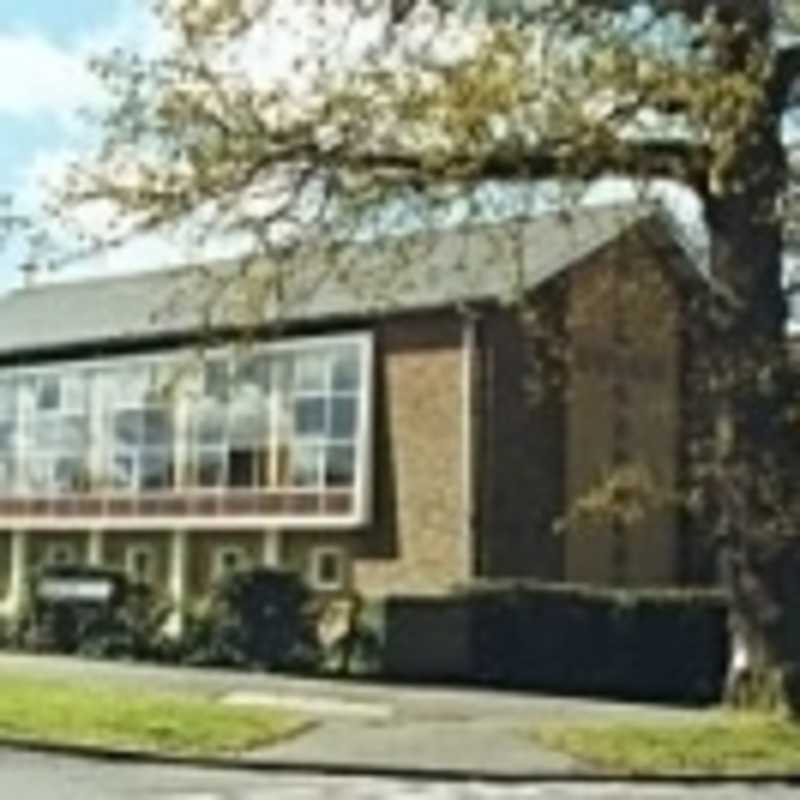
xmin=385 ymin=581 xmax=729 ymax=704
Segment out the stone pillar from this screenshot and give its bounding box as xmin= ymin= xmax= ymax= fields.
xmin=262 ymin=529 xmax=281 ymax=568
xmin=88 ymin=529 xmax=104 ymax=566
xmin=166 ymin=529 xmax=188 ymax=637
xmin=7 ymin=529 xmax=28 ymax=619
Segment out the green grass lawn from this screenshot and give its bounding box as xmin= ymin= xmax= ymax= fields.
xmin=532 ymin=712 xmax=800 ymax=775
xmin=0 ymin=674 xmax=309 ymax=756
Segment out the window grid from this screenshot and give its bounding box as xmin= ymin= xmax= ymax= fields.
xmin=0 ymin=333 xmax=370 ymax=520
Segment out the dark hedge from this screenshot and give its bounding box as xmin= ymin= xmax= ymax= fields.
xmin=385 ymin=581 xmax=729 ymax=704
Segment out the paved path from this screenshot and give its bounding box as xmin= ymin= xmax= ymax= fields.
xmin=1 ymin=749 xmax=797 ymax=800
xmin=0 ymin=652 xmax=717 ymax=777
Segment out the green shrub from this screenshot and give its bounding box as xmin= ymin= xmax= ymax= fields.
xmin=317 ymin=594 xmax=384 ymax=676
xmin=18 ymin=565 xmax=172 ymax=661
xmin=180 ymin=568 xmax=321 ymax=671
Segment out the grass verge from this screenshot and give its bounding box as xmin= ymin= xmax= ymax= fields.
xmin=0 ymin=674 xmax=309 ymax=756
xmin=532 ymin=712 xmax=800 ymax=775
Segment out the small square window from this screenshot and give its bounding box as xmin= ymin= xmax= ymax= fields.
xmin=37 ymin=377 xmax=61 ymax=412
xmin=126 ymin=545 xmax=156 ymax=584
xmin=309 ymin=547 xmax=346 ymax=591
xmin=213 ymin=546 xmax=248 ymax=581
xmin=45 ymin=542 xmax=78 ymax=567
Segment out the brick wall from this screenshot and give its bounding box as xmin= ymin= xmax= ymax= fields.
xmin=353 ymin=313 xmax=468 ymax=596
xmin=563 ymin=229 xmax=682 ymax=585
xmin=476 ymin=296 xmax=566 ymax=581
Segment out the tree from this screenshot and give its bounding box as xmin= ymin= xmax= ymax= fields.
xmin=31 ymin=0 xmax=800 ymax=710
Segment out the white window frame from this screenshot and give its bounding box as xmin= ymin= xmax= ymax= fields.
xmin=0 ymin=330 xmax=373 ymax=529
xmin=125 ymin=544 xmax=157 ymax=584
xmin=309 ymin=546 xmax=346 ymax=591
xmin=212 ymin=545 xmax=249 ymax=581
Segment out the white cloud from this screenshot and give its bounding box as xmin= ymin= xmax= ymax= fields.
xmin=0 ymin=32 xmax=100 ymax=119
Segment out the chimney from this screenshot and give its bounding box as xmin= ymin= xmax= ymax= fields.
xmin=19 ymin=261 xmax=39 ymax=289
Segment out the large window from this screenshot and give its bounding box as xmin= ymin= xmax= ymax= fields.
xmin=188 ymin=355 xmax=271 ymax=489
xmin=106 ymin=364 xmax=175 ymax=491
xmin=0 ymin=379 xmax=17 ymax=492
xmin=0 ymin=332 xmax=372 ymax=523
xmin=25 ymin=373 xmax=90 ymax=493
xmin=287 ymin=344 xmax=360 ymax=491
xmin=188 ymin=340 xmax=364 ymax=494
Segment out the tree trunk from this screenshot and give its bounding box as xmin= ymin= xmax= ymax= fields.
xmin=703 ymin=109 xmax=800 ymax=713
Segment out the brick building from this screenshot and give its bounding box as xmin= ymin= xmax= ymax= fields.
xmin=0 ymin=204 xmax=701 ymax=625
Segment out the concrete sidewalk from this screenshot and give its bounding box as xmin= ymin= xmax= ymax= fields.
xmin=0 ymin=651 xmax=715 ymax=777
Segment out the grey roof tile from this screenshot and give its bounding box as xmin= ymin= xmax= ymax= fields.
xmin=0 ymin=203 xmax=669 ymax=357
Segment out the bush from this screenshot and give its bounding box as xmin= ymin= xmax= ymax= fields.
xmin=18 ymin=565 xmax=172 ymax=660
xmin=180 ymin=568 xmax=321 ymax=671
xmin=76 ymin=583 xmax=173 ymax=661
xmin=317 ymin=594 xmax=384 ymax=676
xmin=385 ymin=581 xmax=729 ymax=704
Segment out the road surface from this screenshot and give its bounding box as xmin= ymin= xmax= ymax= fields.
xmin=0 ymin=749 xmax=796 ymax=800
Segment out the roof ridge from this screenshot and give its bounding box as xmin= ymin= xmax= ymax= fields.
xmin=3 ymin=201 xmax=649 ymax=298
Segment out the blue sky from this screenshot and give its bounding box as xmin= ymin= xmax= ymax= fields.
xmin=0 ymin=1 xmax=143 ymax=288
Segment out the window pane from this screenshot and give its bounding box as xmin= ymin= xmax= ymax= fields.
xmin=143 ymin=408 xmax=171 ymax=446
xmin=37 ymin=376 xmax=60 ymax=411
xmin=141 ymin=452 xmax=171 ymax=490
xmin=295 ymin=397 xmax=326 ymax=437
xmin=112 ymin=454 xmax=135 ymax=489
xmin=204 ymin=360 xmax=229 ymax=401
xmin=256 ymin=447 xmax=272 ymax=487
xmin=293 ymin=352 xmax=327 ymax=392
xmin=0 ymin=421 xmax=15 ymax=452
xmin=228 ymin=449 xmax=256 ymax=488
xmin=318 ymin=552 xmax=342 ymax=585
xmin=332 ymin=346 xmax=360 ymax=391
xmin=325 ymin=445 xmax=355 ymax=487
xmin=230 ymin=415 xmax=263 ymax=448
xmin=114 ymin=410 xmax=141 ymax=446
xmin=0 ymin=457 xmax=14 ymax=491
xmin=196 ymin=450 xmax=225 ymax=487
xmin=193 ymin=404 xmax=225 ymax=444
xmin=290 ymin=445 xmax=321 ymax=487
xmin=61 ymin=415 xmax=88 ymax=451
xmin=54 ymin=456 xmax=85 ymax=492
xmin=0 ymin=380 xmax=16 ymax=417
xmin=117 ymin=365 xmax=149 ymax=401
xmin=236 ymin=354 xmax=272 ymax=392
xmin=330 ymin=397 xmax=357 ymax=438
xmin=32 ymin=418 xmax=62 ymax=449
xmin=62 ymin=375 xmax=88 ymax=412
xmin=27 ymin=458 xmax=50 ymax=492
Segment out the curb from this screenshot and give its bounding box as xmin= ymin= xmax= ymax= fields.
xmin=0 ymin=736 xmax=799 ymax=786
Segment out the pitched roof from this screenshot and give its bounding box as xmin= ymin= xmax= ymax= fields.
xmin=0 ymin=203 xmax=679 ymax=358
